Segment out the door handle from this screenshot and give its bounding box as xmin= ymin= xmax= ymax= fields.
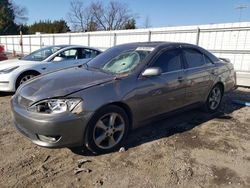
xmin=178 ymin=76 xmax=184 ymax=82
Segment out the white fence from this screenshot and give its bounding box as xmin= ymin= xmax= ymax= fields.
xmin=1 ymin=22 xmax=250 ymax=86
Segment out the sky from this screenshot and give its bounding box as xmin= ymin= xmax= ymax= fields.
xmin=14 ymin=0 xmax=250 ymax=28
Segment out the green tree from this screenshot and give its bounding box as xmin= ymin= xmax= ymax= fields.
xmin=27 ymin=20 xmax=71 ymax=34
xmin=0 ymin=0 xmax=18 ymax=35
xmin=123 ymin=18 xmax=136 ymax=30
xmin=53 ymin=20 xmax=71 ymax=33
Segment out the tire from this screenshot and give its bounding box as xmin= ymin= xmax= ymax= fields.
xmin=205 ymin=84 xmax=223 ymax=113
xmin=16 ymin=72 xmax=39 ymax=89
xmin=85 ymin=105 xmax=129 ymax=154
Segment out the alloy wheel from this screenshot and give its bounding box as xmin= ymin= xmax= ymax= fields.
xmin=208 ymin=86 xmax=222 ymax=110
xmin=93 ymin=113 xmax=125 ymax=149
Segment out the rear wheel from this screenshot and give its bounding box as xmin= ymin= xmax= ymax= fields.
xmin=205 ymin=84 xmax=223 ymax=113
xmin=85 ymin=105 xmax=129 ymax=154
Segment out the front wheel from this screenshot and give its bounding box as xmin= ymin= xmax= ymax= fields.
xmin=85 ymin=105 xmax=129 ymax=154
xmin=16 ymin=72 xmax=39 ymax=89
xmin=205 ymin=84 xmax=223 ymax=113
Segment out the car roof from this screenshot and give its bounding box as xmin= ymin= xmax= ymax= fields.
xmin=42 ymin=45 xmax=102 ymax=52
xmin=114 ymin=41 xmax=198 ymax=49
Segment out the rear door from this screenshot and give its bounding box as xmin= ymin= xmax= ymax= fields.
xmin=135 ymin=47 xmax=187 ymax=121
xmin=181 ymin=47 xmax=216 ymax=104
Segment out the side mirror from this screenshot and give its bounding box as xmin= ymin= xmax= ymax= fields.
xmin=53 ymin=56 xmax=64 ymax=62
xmin=219 ymin=57 xmax=231 ymax=63
xmin=141 ymin=67 xmax=162 ymax=77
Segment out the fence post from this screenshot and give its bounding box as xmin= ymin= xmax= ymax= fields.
xmin=113 ymin=33 xmax=117 ymax=46
xmin=88 ymin=33 xmax=90 ymax=46
xmin=52 ymin=35 xmax=55 ymax=45
xmin=5 ymin=36 xmax=7 ymax=52
xmin=148 ymin=31 xmax=151 ymax=42
xmin=40 ymin=35 xmax=42 ymax=48
xmin=69 ymin=34 xmax=71 ymax=45
xmin=196 ymin=27 xmax=200 ymax=45
xmin=20 ymin=31 xmax=23 ymax=56
xmin=29 ymin=35 xmax=32 ymax=53
xmin=12 ymin=36 xmax=14 ymax=52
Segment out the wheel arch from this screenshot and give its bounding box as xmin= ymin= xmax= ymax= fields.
xmin=204 ymin=81 xmax=225 ymax=103
xmin=15 ymin=70 xmax=41 ymax=90
xmin=214 ymin=81 xmax=224 ymax=94
xmin=87 ymin=101 xmax=133 ymax=132
xmin=108 ymin=102 xmax=133 ymax=128
xmin=84 ymin=101 xmax=133 ymax=153
xmin=97 ymin=102 xmax=133 ymax=129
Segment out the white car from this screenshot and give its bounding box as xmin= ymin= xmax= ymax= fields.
xmin=0 ymin=45 xmax=102 ymax=92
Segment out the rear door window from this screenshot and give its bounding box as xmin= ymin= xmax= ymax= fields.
xmin=183 ymin=48 xmax=206 ymax=68
xmin=79 ymin=48 xmax=100 ymax=59
xmin=54 ymin=48 xmax=78 ymax=61
xmin=204 ymin=55 xmax=213 ymax=64
xmin=152 ymin=49 xmax=182 ymax=73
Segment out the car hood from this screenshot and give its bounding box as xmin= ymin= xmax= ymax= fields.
xmin=17 ymin=66 xmax=114 ymax=103
xmin=0 ymin=59 xmax=38 ymax=69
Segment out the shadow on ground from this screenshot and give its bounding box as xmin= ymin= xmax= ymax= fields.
xmin=71 ymin=88 xmax=250 ymax=155
xmin=0 ymin=92 xmax=14 ymax=97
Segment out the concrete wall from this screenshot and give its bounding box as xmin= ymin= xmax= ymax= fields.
xmin=0 ymin=22 xmax=250 ymax=86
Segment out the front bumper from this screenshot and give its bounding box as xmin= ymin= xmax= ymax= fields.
xmin=0 ymin=73 xmax=15 ymax=92
xmin=11 ymin=97 xmax=93 ymax=148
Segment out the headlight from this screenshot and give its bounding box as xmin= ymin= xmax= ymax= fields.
xmin=0 ymin=66 xmax=19 ymax=74
xmin=28 ymin=98 xmax=82 ymax=114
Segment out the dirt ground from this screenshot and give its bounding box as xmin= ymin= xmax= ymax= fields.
xmin=0 ymin=88 xmax=250 ymax=188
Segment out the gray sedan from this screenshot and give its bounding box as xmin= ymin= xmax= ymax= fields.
xmin=11 ymin=42 xmax=236 ymax=154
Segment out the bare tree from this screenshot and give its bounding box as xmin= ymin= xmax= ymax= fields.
xmin=90 ymin=1 xmax=134 ymax=30
xmin=67 ymin=0 xmax=97 ymax=32
xmin=143 ymin=15 xmax=152 ymax=28
xmin=12 ymin=2 xmax=28 ymax=24
xmin=67 ymin=0 xmax=136 ymax=31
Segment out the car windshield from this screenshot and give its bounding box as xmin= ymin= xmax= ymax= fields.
xmin=21 ymin=46 xmax=63 ymax=61
xmin=87 ymin=45 xmax=153 ymax=74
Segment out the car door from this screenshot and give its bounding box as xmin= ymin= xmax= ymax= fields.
xmin=46 ymin=48 xmax=100 ymax=73
xmin=44 ymin=48 xmax=80 ymax=73
xmin=181 ymin=47 xmax=216 ymax=105
xmin=135 ymin=47 xmax=186 ymax=121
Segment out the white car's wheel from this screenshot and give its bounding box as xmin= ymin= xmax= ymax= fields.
xmin=19 ymin=75 xmax=35 ymax=85
xmin=16 ymin=71 xmax=39 ymax=89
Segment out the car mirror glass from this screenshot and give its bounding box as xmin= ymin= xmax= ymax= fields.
xmin=141 ymin=67 xmax=162 ymax=77
xmin=53 ymin=56 xmax=64 ymax=62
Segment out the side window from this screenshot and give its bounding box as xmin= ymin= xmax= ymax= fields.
xmin=204 ymin=55 xmax=213 ymax=64
xmin=183 ymin=48 xmax=206 ymax=68
xmin=152 ymin=49 xmax=182 ymax=73
xmin=54 ymin=48 xmax=78 ymax=61
xmin=80 ymin=48 xmax=100 ymax=59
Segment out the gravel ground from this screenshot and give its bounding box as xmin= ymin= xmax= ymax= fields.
xmin=0 ymin=88 xmax=250 ymax=188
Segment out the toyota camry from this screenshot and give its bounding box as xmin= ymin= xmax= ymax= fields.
xmin=11 ymin=42 xmax=236 ymax=154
